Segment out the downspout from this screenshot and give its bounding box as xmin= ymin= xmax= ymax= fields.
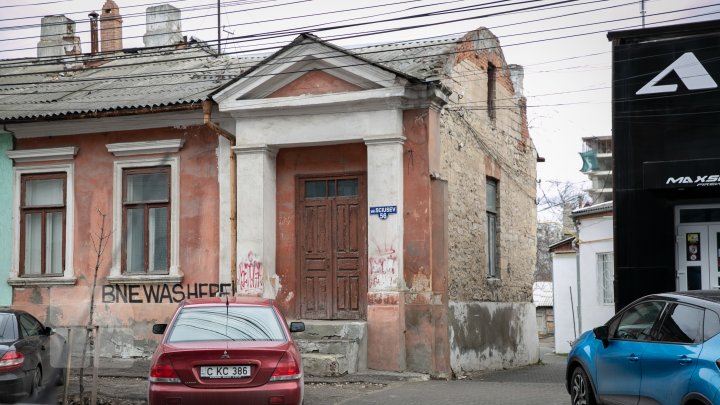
xmin=203 ymin=100 xmax=237 ymax=295
xmin=572 ymin=218 xmax=582 ymax=333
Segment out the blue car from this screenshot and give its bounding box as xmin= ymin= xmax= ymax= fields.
xmin=566 ymin=290 xmax=720 ymax=405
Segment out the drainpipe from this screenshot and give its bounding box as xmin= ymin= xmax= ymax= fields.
xmin=572 ymin=218 xmax=582 ymax=333
xmin=203 ymin=99 xmax=237 ymax=295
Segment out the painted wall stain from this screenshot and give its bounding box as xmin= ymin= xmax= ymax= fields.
xmin=448 ymin=302 xmax=537 ymax=373
xmin=238 ymin=251 xmax=263 ymax=292
xmin=369 ymin=240 xmax=397 ymax=289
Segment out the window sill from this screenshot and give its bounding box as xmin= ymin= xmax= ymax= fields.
xmin=107 ymin=274 xmax=183 ymax=285
xmin=8 ymin=276 xmax=77 ymax=287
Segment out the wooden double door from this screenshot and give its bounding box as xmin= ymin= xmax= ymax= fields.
xmin=298 ymin=174 xmax=367 ymax=320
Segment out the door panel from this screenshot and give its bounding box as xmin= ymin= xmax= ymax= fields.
xmin=709 ymin=225 xmax=720 ymax=289
xmin=299 ymin=176 xmax=366 ymax=320
xmin=676 ymin=225 xmax=708 ymax=291
xmin=334 ymin=197 xmax=365 ymax=319
xmin=639 ymin=303 xmax=703 ymax=405
xmin=300 ymin=201 xmax=332 ymax=319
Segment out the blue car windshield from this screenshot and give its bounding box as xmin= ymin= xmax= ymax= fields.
xmin=166 ymin=306 xmax=287 ymax=343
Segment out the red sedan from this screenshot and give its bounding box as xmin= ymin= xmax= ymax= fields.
xmin=148 ymin=297 xmax=305 ymax=405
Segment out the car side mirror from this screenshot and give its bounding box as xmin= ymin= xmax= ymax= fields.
xmin=152 ymin=324 xmax=167 ymax=335
xmin=289 ymin=321 xmax=305 ymax=333
xmin=593 ymin=325 xmax=609 ymax=348
xmin=45 ymin=326 xmax=54 ymax=335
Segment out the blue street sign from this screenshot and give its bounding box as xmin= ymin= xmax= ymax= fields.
xmin=370 ymin=206 xmax=397 ymax=220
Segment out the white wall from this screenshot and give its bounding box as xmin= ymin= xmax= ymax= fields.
xmin=552 ymin=252 xmax=579 ymax=354
xmin=577 ymin=215 xmax=615 ymax=334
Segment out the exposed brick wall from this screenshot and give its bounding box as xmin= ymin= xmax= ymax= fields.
xmin=439 ymin=29 xmax=537 ymax=303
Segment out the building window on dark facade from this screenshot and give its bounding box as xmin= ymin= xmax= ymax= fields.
xmin=487 ymin=63 xmax=497 ymax=120
xmin=486 ymin=177 xmax=499 ymax=278
xmin=597 ymin=252 xmax=614 ymax=304
xmin=20 ymin=173 xmax=66 ymax=276
xmin=122 ymin=166 xmax=170 ymax=274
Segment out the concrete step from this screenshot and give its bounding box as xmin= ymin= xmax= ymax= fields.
xmin=301 ymin=353 xmax=349 ymax=377
xmin=291 ymin=320 xmax=367 ymax=341
xmin=296 ymin=338 xmax=359 ymax=373
xmin=291 ymin=320 xmax=367 ymax=374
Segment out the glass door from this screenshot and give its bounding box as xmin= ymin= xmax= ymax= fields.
xmin=676 ymin=225 xmax=708 ymax=291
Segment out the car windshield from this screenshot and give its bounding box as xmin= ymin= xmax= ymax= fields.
xmin=166 ymin=306 xmax=287 ymax=343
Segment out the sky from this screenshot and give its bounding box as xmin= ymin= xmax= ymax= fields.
xmin=1 ymin=0 xmax=719 ymax=217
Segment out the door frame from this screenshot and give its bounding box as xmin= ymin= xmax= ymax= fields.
xmin=295 ymin=172 xmax=368 ymax=320
xmin=675 ymin=204 xmax=720 ymax=291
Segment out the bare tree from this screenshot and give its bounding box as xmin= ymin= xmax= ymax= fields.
xmin=535 ymin=180 xmax=591 ymax=282
xmin=78 ymin=210 xmax=111 ymax=401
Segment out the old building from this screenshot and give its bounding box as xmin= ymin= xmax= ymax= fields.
xmin=1 ymin=2 xmax=538 ymax=376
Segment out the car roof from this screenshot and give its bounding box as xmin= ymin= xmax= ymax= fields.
xmin=643 ymin=290 xmax=720 ymax=311
xmin=0 ymin=307 xmax=23 ymax=315
xmin=182 ymin=296 xmax=274 ymax=307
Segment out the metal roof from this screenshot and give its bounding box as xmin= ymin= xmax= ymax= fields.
xmin=351 ymin=36 xmax=458 ymax=81
xmin=571 ymin=200 xmax=613 ymax=218
xmin=0 ymin=45 xmax=258 ymax=121
xmin=0 ymin=34 xmax=463 ymax=122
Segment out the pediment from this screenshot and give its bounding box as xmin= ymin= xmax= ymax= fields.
xmin=213 ymin=36 xmax=406 ymax=105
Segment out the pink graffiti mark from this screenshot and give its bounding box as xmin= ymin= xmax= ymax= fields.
xmin=238 ymin=251 xmax=263 ymax=291
xmin=368 ymin=240 xmax=397 ymax=288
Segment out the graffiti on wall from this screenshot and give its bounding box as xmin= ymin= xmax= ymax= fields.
xmin=102 ymin=283 xmax=232 ymax=304
xmin=369 ymin=240 xmax=398 ymax=289
xmin=238 ymin=251 xmax=263 ymax=292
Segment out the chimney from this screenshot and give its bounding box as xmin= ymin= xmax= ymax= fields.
xmin=37 ymin=15 xmax=82 ymax=58
xmin=143 ymin=4 xmax=183 ymax=48
xmin=89 ymin=11 xmax=99 ymax=54
xmin=100 ymin=0 xmax=123 ymax=53
xmin=508 ymin=64 xmax=524 ymax=100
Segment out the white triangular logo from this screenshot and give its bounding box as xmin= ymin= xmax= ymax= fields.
xmin=636 ymin=52 xmax=717 ymax=95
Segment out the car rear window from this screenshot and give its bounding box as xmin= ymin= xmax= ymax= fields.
xmin=0 ymin=314 xmax=16 ymax=341
xmin=166 ymin=306 xmax=287 ymax=343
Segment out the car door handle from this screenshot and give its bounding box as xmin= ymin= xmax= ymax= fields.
xmin=678 ymin=355 xmax=693 ymax=365
xmin=41 ymin=345 xmax=46 ymax=351
xmin=628 ymin=354 xmax=639 ymax=362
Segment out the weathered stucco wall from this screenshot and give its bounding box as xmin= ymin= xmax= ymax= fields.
xmin=448 ymin=301 xmax=538 ymax=373
xmin=440 ymin=29 xmax=537 ymax=303
xmin=11 ymin=125 xmax=221 ymax=357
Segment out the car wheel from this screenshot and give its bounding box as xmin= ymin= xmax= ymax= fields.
xmin=56 ymin=367 xmax=66 ymax=386
xmin=30 ymin=366 xmax=42 ymax=397
xmin=570 ymin=366 xmax=596 ymax=405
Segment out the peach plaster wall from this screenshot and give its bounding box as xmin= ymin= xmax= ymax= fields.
xmin=11 ymin=125 xmax=220 ymax=357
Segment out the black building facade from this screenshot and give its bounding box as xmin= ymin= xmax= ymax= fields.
xmin=609 ymin=20 xmax=720 ymax=311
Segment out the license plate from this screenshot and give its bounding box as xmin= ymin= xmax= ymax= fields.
xmin=200 ymin=365 xmax=251 ymax=379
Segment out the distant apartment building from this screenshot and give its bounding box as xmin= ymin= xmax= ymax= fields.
xmin=579 ymin=136 xmax=612 ymax=204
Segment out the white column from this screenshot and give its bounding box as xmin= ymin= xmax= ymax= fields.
xmin=365 ymin=135 xmax=405 ymax=292
xmin=234 ymin=145 xmax=278 ymax=297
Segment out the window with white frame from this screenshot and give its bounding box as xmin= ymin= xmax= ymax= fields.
xmin=108 ymin=154 xmax=181 ymax=283
xmin=7 ymin=157 xmax=76 ymax=286
xmin=123 ymin=166 xmax=170 ymax=274
xmin=486 ymin=178 xmax=499 ymax=278
xmin=597 ymin=252 xmax=614 ymax=304
xmin=20 ymin=173 xmax=66 ymax=276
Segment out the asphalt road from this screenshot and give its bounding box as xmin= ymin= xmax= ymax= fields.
xmin=37 ymin=340 xmax=569 ymax=405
